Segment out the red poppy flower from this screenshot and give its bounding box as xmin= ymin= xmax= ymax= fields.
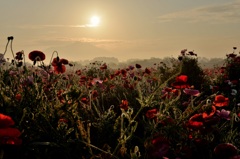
xmin=202 ymin=106 xmax=216 ymax=119
xmin=188 ymin=51 xmax=197 ymax=56
xmin=226 ymin=53 xmax=237 ymax=58
xmin=15 ymin=51 xmax=23 ymax=60
xmin=59 ymin=58 xmax=69 ymax=65
xmin=144 ymin=68 xmax=151 ymax=74
xmin=147 ymin=136 xmax=169 ymax=158
xmin=15 ymin=93 xmax=22 ymax=101
xmin=146 ymin=109 xmax=158 ymax=119
xmin=52 ymin=57 xmax=67 ymax=74
xmin=0 ymin=114 xmax=15 ymax=128
xmin=213 ymin=95 xmax=229 ymax=107
xmin=58 ymin=118 xmax=68 ymax=124
xmin=187 ymin=114 xmax=204 ymax=129
xmin=28 ymin=50 xmax=46 ymax=61
xmin=114 ymin=70 xmax=121 ymax=76
xmin=91 ymin=90 xmax=98 ymax=100
xmin=0 ymin=128 xmax=21 ymax=138
xmin=120 ymin=100 xmax=129 ymax=110
xmin=128 ymin=65 xmax=135 ymax=70
xmin=121 ymin=69 xmax=127 ymax=76
xmin=0 ymin=114 xmax=22 ymax=145
xmin=0 ymin=137 xmax=22 ymax=145
xmin=176 ymin=75 xmax=188 ymax=83
xmin=135 ymin=64 xmax=142 ymax=69
xmin=181 ymin=49 xmax=187 ymax=56
xmin=81 ymin=97 xmax=89 ymax=104
xmin=100 ymin=63 xmax=107 ymax=70
xmin=53 ymin=65 xmax=66 ymax=74
xmin=75 ymin=70 xmax=81 ymax=76
xmin=214 ymin=143 xmax=238 ymax=159
xmin=171 ymin=75 xmax=190 ymax=89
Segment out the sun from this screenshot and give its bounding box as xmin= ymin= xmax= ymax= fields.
xmin=90 ymin=16 xmax=100 ymax=27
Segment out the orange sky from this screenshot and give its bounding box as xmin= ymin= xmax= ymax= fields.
xmin=0 ymin=0 xmax=240 ymax=62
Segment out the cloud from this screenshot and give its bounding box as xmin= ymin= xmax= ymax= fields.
xmin=38 ymin=37 xmax=123 ymax=44
xmin=15 ymin=24 xmax=98 ymax=29
xmin=158 ymin=0 xmax=240 ymax=23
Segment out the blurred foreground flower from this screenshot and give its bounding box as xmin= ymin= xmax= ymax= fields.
xmin=214 ymin=143 xmax=238 ymax=159
xmin=0 ymin=113 xmax=22 ymax=145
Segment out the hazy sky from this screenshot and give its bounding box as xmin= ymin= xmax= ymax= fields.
xmin=1 ymin=0 xmax=240 ymax=62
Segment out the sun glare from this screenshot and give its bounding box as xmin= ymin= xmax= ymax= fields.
xmin=90 ymin=16 xmax=100 ymax=27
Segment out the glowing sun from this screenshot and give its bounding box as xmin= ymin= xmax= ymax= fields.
xmin=90 ymin=16 xmax=100 ymax=27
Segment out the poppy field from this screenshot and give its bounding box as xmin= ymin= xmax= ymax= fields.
xmin=1 ymin=37 xmax=240 ymax=159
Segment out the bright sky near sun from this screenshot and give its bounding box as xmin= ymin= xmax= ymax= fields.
xmin=0 ymin=0 xmax=240 ymax=62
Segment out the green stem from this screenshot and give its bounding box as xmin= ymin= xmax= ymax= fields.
xmin=49 ymin=51 xmax=58 ymax=66
xmin=113 ymin=106 xmax=143 ymax=155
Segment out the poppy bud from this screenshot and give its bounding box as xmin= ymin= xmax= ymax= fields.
xmin=8 ymin=36 xmax=14 ymax=41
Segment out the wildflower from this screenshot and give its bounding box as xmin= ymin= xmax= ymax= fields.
xmin=91 ymin=78 xmax=103 ymax=85
xmin=145 ymin=109 xmax=158 ymax=119
xmin=159 ymin=117 xmax=175 ymax=126
xmin=91 ymin=90 xmax=98 ymax=100
xmin=226 ymin=53 xmax=237 ymax=58
xmin=171 ymin=75 xmax=190 ymax=89
xmin=146 ymin=136 xmax=169 ymax=158
xmin=51 ymin=57 xmax=67 ymax=74
xmin=114 ymin=70 xmax=121 ymax=76
xmin=53 ymin=65 xmax=66 ymax=74
xmin=213 ymin=95 xmax=229 ymax=107
xmin=0 ymin=113 xmax=22 ymax=145
xmin=181 ymin=49 xmax=187 ymax=56
xmin=81 ymin=97 xmax=89 ymax=104
xmin=202 ymin=106 xmax=216 ymax=119
xmin=75 ymin=70 xmax=81 ymax=75
xmin=188 ymin=51 xmax=197 ymax=56
xmin=144 ymin=68 xmax=151 ymax=74
xmin=187 ymin=114 xmax=204 ymax=129
xmin=59 ymin=58 xmax=69 ymax=65
xmin=214 ymin=143 xmax=238 ymax=159
xmin=183 ymin=88 xmax=200 ymax=96
xmin=120 ymin=69 xmax=127 ymax=77
xmin=58 ymin=118 xmax=68 ymax=124
xmin=28 ymin=50 xmax=46 ymax=61
xmin=178 ymin=56 xmax=183 ymax=61
xmin=15 ymin=51 xmax=23 ymax=60
xmin=216 ymin=109 xmax=231 ymax=120
xmin=128 ymin=65 xmax=135 ymax=70
xmin=15 ymin=93 xmax=21 ymax=101
xmin=120 ymin=100 xmax=129 ymax=110
xmin=135 ymin=64 xmax=142 ymax=69
xmin=100 ymin=63 xmax=107 ymax=70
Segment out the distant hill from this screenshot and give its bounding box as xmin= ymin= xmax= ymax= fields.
xmin=44 ymin=42 xmax=112 ymax=62
xmin=71 ymin=56 xmax=224 ymax=69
